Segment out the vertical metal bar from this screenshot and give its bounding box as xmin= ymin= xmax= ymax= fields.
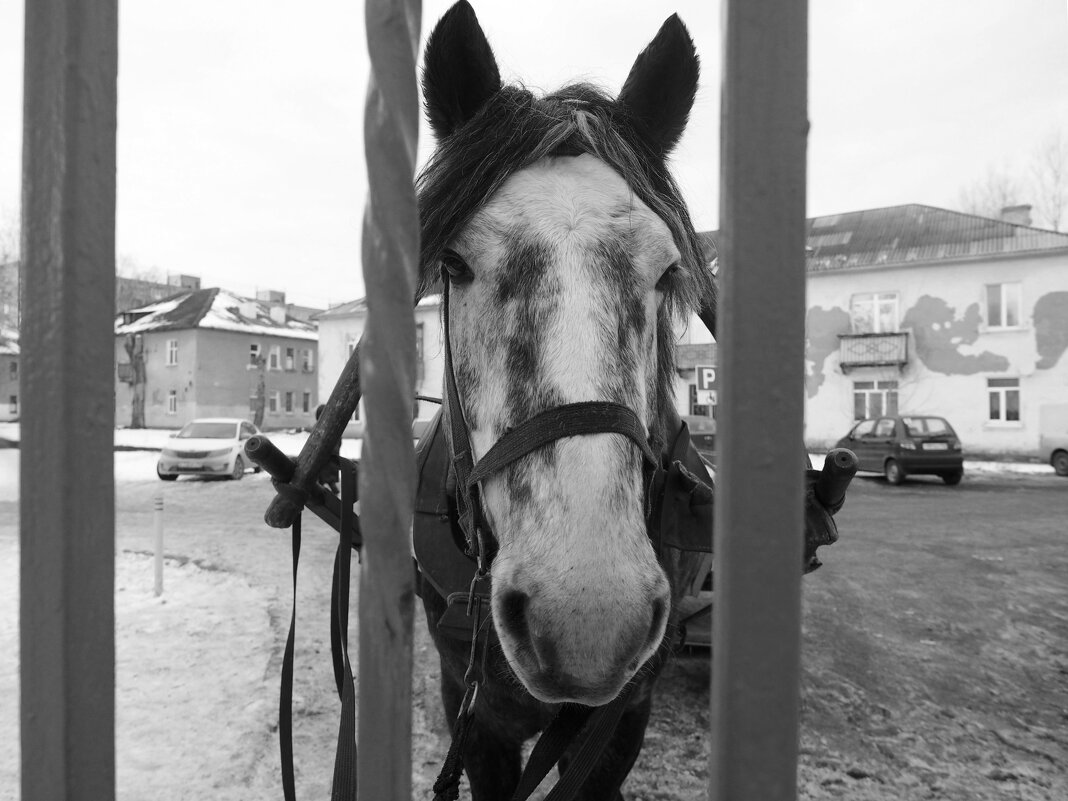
xmin=357 ymin=1 xmax=421 ymax=799
xmin=711 ymin=1 xmax=808 ymax=800
xmin=20 ymin=1 xmax=118 ymax=799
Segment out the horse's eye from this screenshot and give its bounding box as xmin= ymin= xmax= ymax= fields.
xmin=441 ymin=251 xmax=473 ymax=284
xmin=656 ymin=262 xmax=680 ymax=292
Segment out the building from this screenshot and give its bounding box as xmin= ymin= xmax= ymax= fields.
xmin=797 ymin=204 xmax=1068 ymax=457
xmin=0 ymin=324 xmax=17 ymax=422
xmin=315 ymin=294 xmax=445 ymax=429
xmin=114 ymin=287 xmax=319 ymax=430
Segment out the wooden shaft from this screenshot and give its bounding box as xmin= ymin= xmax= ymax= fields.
xmin=263 ymin=339 xmax=363 ymax=527
xmin=815 ymin=448 xmax=858 ymax=510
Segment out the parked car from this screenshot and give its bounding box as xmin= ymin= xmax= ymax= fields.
xmin=1041 ymin=431 xmax=1068 ymax=477
xmin=157 ymin=418 xmax=260 ymax=481
xmin=834 ymin=414 xmax=964 ymax=485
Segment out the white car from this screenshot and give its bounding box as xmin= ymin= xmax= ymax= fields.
xmin=156 ymin=418 xmax=260 ymax=481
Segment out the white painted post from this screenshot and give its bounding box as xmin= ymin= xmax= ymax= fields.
xmin=154 ymin=491 xmax=164 ymax=596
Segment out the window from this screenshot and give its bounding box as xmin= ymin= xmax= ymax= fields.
xmin=285 ymin=347 xmax=295 ymax=371
xmin=988 ymin=378 xmax=1020 ymax=422
xmin=268 ymin=346 xmax=280 ymax=370
xmin=986 ymin=283 xmax=1021 ymax=328
xmin=850 ymin=292 xmax=899 ymax=334
xmin=166 ymin=390 xmax=177 ymax=414
xmin=284 ymin=391 xmax=294 ymax=414
xmin=851 ymin=419 xmax=876 ymax=437
xmin=853 ymin=380 xmax=898 ymax=420
xmin=302 ymin=391 xmax=311 ymax=413
xmin=249 ymin=343 xmax=261 ymax=365
xmin=8 ymin=395 xmax=17 ymax=415
xmin=688 ymin=384 xmax=710 ymax=417
xmin=9 ymin=361 xmax=16 ymax=379
xmin=269 ymin=392 xmax=279 ymax=413
xmin=166 ymin=339 xmax=178 ymax=366
xmin=874 ymin=418 xmax=896 ymax=437
xmin=302 ymin=349 xmax=315 ymax=372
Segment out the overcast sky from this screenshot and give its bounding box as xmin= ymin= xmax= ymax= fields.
xmin=1 ymin=1 xmax=1067 ymax=307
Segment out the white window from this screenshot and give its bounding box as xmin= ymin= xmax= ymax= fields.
xmin=850 ymin=293 xmax=899 ymax=334
xmin=988 ymin=378 xmax=1020 ymax=422
xmin=166 ymin=390 xmax=177 ymax=414
xmin=302 ymin=349 xmax=315 ymax=372
xmin=166 ymin=339 xmax=178 ymax=366
xmin=302 ymin=391 xmax=311 ymax=413
xmin=269 ymin=392 xmax=279 ymax=413
xmin=985 ymin=283 xmax=1022 ymax=329
xmin=268 ymin=346 xmax=280 ymax=370
xmin=284 ymin=391 xmax=294 ymax=414
xmin=285 ymin=347 xmax=295 ymax=371
xmin=8 ymin=395 xmax=17 ymax=415
xmin=249 ymin=343 xmax=261 ymax=365
xmin=853 ymin=380 xmax=898 ymax=420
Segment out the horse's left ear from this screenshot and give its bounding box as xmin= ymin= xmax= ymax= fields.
xmin=618 ymin=14 xmax=700 ymax=157
xmin=422 ymin=1 xmax=502 ymax=139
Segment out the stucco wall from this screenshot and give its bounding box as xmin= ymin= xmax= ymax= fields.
xmin=0 ymin=354 xmax=18 ymax=422
xmin=804 ymin=251 xmax=1068 ymax=456
xmin=115 ymin=329 xmax=318 ymax=430
xmin=317 ymin=300 xmax=445 ymax=427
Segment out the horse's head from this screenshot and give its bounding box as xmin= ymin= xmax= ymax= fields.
xmin=418 ymin=1 xmax=713 ymax=705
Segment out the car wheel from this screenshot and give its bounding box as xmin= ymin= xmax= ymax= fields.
xmin=884 ymin=459 xmax=904 ymax=485
xmin=230 ymin=455 xmax=245 ymax=481
xmin=157 ymin=468 xmax=177 ymax=482
xmin=1053 ymin=450 xmax=1068 ymax=477
xmin=942 ymin=469 xmax=963 ymax=486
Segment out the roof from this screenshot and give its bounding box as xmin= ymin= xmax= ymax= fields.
xmin=703 ymin=204 xmax=1068 ymax=273
xmin=316 ymin=293 xmax=443 ymax=320
xmin=114 ymin=287 xmax=318 ymax=341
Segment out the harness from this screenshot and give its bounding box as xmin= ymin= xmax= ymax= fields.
xmin=417 ymin=272 xmax=716 ymax=801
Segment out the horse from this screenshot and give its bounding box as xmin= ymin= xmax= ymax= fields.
xmin=410 ymin=4 xmax=840 ymax=799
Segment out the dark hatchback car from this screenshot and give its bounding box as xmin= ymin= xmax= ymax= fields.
xmin=835 ymin=415 xmax=964 ymax=485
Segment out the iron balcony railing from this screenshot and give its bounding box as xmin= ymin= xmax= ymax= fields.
xmin=838 ymin=331 xmax=909 ymax=371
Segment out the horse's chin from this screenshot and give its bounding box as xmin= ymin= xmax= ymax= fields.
xmin=507 ymin=656 xmax=633 ymax=707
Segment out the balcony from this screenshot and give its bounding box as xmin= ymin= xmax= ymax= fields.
xmin=838 ymin=332 xmax=908 ymax=372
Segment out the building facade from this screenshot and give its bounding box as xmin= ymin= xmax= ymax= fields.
xmin=0 ymin=325 xmax=17 ymax=422
xmin=114 ymin=288 xmax=319 ymax=430
xmin=800 ymin=205 xmax=1068 ymax=457
xmin=315 ymin=294 xmax=445 ymax=430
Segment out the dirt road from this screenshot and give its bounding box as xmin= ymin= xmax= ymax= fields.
xmin=2 ymin=464 xmax=1065 ymax=799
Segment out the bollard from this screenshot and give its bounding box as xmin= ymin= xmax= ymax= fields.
xmin=153 ymin=490 xmax=164 ymax=596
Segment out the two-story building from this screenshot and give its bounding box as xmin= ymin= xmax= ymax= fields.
xmin=0 ymin=324 xmax=17 ymax=422
xmin=114 ymin=287 xmax=320 ymax=430
xmin=315 ymin=293 xmax=445 ymax=430
xmin=799 ymin=204 xmax=1068 ymax=457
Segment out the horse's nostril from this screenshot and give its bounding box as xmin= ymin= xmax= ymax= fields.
xmin=499 ymin=589 xmax=530 ymax=642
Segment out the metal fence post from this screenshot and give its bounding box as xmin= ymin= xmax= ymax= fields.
xmin=712 ymin=1 xmax=809 ymax=800
xmin=20 ymin=1 xmax=119 ymax=798
xmin=357 ymin=1 xmax=422 ymax=799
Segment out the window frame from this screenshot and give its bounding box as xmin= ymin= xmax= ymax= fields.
xmin=984 ymin=282 xmax=1023 ymax=330
xmin=987 ymin=377 xmax=1021 ymax=423
xmin=249 ymin=342 xmax=261 ymax=366
xmin=850 ymin=291 xmax=899 ymax=334
xmin=166 ymin=390 xmax=177 ymax=415
xmin=166 ymin=339 xmax=178 ymax=366
xmin=268 ymin=346 xmax=281 ymax=371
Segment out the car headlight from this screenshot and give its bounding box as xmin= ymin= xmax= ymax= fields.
xmin=900 ymin=441 xmax=916 ymax=450
xmin=161 ymin=448 xmax=177 ymax=458
xmin=207 ymin=448 xmax=232 ymax=457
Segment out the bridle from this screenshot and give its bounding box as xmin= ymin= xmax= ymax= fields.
xmin=438 ymin=266 xmax=665 ymax=574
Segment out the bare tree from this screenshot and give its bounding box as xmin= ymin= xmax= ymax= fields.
xmin=958 ymin=166 xmax=1021 ymax=219
xmin=117 ymin=253 xmax=166 ymax=283
xmin=1031 ymin=129 xmax=1068 ymax=231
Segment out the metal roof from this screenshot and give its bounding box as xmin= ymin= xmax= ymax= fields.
xmin=702 ymin=204 xmax=1068 ymax=273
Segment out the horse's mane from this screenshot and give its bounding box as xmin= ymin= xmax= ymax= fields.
xmin=415 ymin=82 xmax=716 ymax=431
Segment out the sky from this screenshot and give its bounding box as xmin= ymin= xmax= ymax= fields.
xmin=1 ymin=1 xmax=1067 ymax=308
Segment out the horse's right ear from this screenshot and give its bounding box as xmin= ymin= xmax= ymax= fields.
xmin=422 ymin=1 xmax=502 ymax=139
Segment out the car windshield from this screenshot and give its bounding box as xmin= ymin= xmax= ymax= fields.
xmin=902 ymin=417 xmax=952 ymax=436
xmin=177 ymin=422 xmax=238 ymax=439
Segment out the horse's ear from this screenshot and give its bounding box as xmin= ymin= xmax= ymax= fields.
xmin=618 ymin=15 xmax=699 ymax=157
xmin=422 ymin=1 xmax=502 ymax=139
